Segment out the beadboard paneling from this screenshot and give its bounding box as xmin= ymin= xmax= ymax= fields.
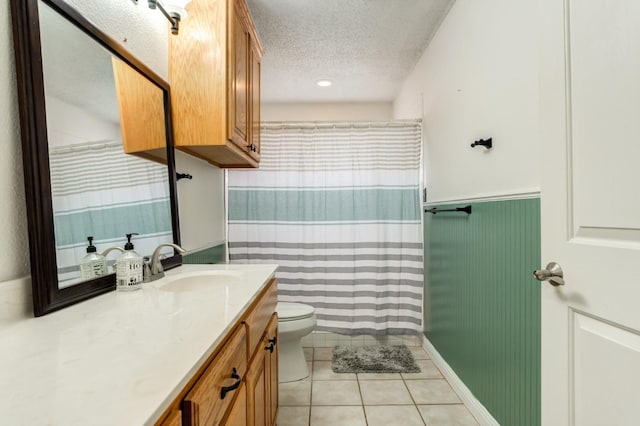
xmin=424 ymin=198 xmax=540 ymax=426
xmin=182 ymin=243 xmax=226 ymax=265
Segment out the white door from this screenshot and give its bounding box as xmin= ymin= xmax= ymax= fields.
xmin=540 ymin=0 xmax=640 ymax=425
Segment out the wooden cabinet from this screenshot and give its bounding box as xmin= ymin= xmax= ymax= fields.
xmin=266 ymin=317 xmax=278 ymax=426
xmin=229 ymin=2 xmax=249 ymax=149
xmin=246 ymin=345 xmax=267 ymax=426
xmin=155 ymin=278 xmax=277 ymax=426
xmin=246 ymin=314 xmax=278 ymax=426
xmin=243 ymin=277 xmax=277 ymax=357
xmin=225 ymin=384 xmax=247 ymax=426
xmin=162 ymin=411 xmax=183 ymax=426
xmin=112 ymin=57 xmax=168 ymax=164
xmin=249 ymin=43 xmax=261 ymax=161
xmin=183 ymin=325 xmax=248 ymax=425
xmin=170 ymin=0 xmax=263 ymax=168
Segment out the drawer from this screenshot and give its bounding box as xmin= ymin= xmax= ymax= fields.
xmin=183 ymin=325 xmax=248 ymax=425
xmin=159 ymin=410 xmax=182 ymax=426
xmin=242 ymin=279 xmax=277 ymax=357
xmin=224 ymin=382 xmax=247 ymax=426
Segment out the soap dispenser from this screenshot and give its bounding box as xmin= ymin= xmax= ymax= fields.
xmin=116 ymin=233 xmax=144 ymax=291
xmin=80 ymin=236 xmax=107 ymax=280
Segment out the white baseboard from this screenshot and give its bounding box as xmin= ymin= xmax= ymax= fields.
xmin=421 ymin=336 xmax=499 ymax=426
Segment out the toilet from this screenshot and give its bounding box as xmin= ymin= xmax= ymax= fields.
xmin=277 ymin=302 xmax=317 ymax=383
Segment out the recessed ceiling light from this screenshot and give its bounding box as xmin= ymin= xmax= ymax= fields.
xmin=316 ymin=79 xmax=332 ymax=87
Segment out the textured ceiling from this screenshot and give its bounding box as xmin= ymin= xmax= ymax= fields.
xmin=246 ymin=0 xmax=455 ymax=103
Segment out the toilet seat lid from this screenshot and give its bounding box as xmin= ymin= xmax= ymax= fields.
xmin=277 ymin=302 xmax=315 ymax=321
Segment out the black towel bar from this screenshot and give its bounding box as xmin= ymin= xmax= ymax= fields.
xmin=425 ymin=205 xmax=472 ymax=215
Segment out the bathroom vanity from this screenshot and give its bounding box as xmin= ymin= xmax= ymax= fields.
xmin=0 ymin=264 xmax=278 ymax=425
xmin=157 ymin=266 xmax=279 ymax=426
xmin=8 ymin=1 xmax=277 ymax=422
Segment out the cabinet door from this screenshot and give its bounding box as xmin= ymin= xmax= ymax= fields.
xmin=246 ymin=316 xmax=278 ymax=426
xmin=228 ymin=1 xmax=250 ymax=151
xmin=247 ymin=335 xmax=268 ymax=426
xmin=248 ymin=41 xmax=261 ymax=162
xmin=243 ymin=279 xmax=277 ymax=358
xmin=265 ymin=315 xmax=278 ymax=426
xmin=112 ymin=57 xmax=167 ymax=164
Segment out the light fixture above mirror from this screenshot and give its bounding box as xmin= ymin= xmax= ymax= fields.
xmin=147 ymin=0 xmax=191 ymax=35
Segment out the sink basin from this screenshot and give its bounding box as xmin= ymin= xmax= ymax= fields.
xmin=159 ymin=270 xmax=245 ymax=293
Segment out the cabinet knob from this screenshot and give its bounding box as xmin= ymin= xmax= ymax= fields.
xmin=264 ymin=336 xmax=277 ymax=353
xmin=246 ymin=143 xmax=257 ymax=152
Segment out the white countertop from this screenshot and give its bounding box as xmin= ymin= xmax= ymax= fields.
xmin=0 ymin=264 xmax=278 ymax=425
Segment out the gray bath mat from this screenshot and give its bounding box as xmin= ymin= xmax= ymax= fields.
xmin=332 ymin=345 xmax=421 ymax=373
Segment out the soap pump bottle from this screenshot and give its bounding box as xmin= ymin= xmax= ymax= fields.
xmin=116 ymin=233 xmax=144 ymax=291
xmin=80 ymin=236 xmax=107 ymax=280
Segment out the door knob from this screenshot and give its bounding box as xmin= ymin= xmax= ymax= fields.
xmin=533 ymin=262 xmax=564 ymax=286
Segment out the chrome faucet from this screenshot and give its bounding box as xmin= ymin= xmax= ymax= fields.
xmin=144 ymin=243 xmax=186 ymax=282
xmin=101 ymin=246 xmax=124 ymax=257
xmin=100 ymin=246 xmax=124 ymax=273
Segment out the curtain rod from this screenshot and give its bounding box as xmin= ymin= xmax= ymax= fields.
xmin=261 ymin=119 xmax=422 ymax=131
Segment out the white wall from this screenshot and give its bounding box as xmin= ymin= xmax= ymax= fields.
xmin=62 ymin=0 xmax=168 ymax=79
xmin=175 ymin=151 xmax=226 ymax=252
xmin=46 ymin=96 xmax=121 ymax=147
xmin=394 ymin=0 xmax=540 ymax=203
xmin=262 ymin=102 xmax=393 ymax=122
xmin=0 ymin=0 xmax=227 ymax=304
xmin=0 ymin=0 xmax=29 ymax=282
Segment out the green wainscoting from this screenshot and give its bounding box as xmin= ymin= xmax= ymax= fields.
xmin=182 ymin=243 xmax=226 ymax=264
xmin=424 ymin=198 xmax=540 ymax=426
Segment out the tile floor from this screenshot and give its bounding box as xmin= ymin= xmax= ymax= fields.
xmin=277 ymin=346 xmax=479 ymax=426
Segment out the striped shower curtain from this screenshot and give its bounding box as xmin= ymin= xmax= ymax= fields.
xmin=228 ymin=121 xmax=423 ymax=335
xmin=49 ymin=140 xmax=173 ymax=284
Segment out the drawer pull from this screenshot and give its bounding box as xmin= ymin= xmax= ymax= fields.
xmin=220 ymin=368 xmax=242 ymax=400
xmin=265 ymin=336 xmax=277 ymax=353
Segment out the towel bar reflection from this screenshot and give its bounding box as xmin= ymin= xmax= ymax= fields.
xmin=425 ymin=205 xmax=472 ymax=215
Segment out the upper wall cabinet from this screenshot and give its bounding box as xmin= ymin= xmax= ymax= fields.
xmin=112 ymin=58 xmax=168 ymax=164
xmin=169 ymin=0 xmax=263 ymax=168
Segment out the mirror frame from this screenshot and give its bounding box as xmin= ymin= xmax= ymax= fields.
xmin=10 ymin=0 xmax=182 ymax=316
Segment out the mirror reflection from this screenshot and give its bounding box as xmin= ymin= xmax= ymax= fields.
xmin=38 ymin=2 xmax=174 ymax=288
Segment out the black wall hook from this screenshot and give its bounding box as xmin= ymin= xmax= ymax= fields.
xmin=176 ymin=172 xmax=193 ymax=181
xmin=470 ymin=138 xmax=492 ymax=149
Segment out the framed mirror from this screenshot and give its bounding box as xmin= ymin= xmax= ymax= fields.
xmin=11 ymin=0 xmax=181 ymax=316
